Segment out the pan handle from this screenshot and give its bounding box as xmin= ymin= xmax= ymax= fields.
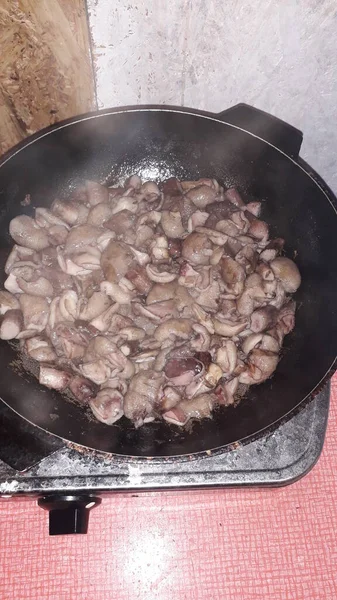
xmin=217 ymin=103 xmax=303 ymax=159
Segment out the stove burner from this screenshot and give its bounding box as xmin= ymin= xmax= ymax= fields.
xmin=0 ymin=385 xmax=330 ymax=535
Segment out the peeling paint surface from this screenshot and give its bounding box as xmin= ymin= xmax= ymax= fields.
xmin=87 ymin=0 xmax=337 ymax=192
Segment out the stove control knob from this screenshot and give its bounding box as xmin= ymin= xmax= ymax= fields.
xmin=38 ymin=495 xmax=101 ymax=535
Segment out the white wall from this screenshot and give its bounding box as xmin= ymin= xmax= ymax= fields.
xmin=87 ymin=0 xmax=337 ymax=192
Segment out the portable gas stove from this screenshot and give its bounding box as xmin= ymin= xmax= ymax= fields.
xmin=0 ymin=386 xmax=329 ymax=535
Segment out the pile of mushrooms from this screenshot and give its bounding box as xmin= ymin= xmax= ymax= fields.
xmin=0 ymin=175 xmax=301 ymax=428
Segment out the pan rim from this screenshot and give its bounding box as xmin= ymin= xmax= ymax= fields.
xmin=0 ymin=104 xmax=336 ymax=458
xmin=0 ymin=104 xmax=336 ymax=215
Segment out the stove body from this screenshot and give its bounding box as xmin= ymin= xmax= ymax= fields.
xmin=0 ymin=386 xmax=330 ymax=533
xmin=0 ymin=1 xmax=334 ymax=536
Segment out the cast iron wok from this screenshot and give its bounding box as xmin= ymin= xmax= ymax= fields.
xmin=0 ymin=103 xmax=336 ymax=458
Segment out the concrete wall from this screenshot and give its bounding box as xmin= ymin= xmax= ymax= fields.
xmin=87 ymin=0 xmax=337 ymax=192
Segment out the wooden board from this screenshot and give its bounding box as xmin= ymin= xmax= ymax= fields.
xmin=0 ymin=0 xmax=95 ymax=155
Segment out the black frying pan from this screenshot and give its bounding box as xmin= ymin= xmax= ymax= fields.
xmin=0 ymin=103 xmax=336 ymax=457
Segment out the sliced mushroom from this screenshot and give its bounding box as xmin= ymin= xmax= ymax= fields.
xmin=242 ymin=333 xmax=263 ymax=355
xmin=195 ymin=226 xmax=228 ymax=246
xmin=146 ymin=281 xmax=176 ymax=304
xmin=216 ymin=219 xmax=240 ymax=237
xmin=19 ymin=294 xmax=49 ymax=331
xmin=163 ymin=393 xmax=215 ymax=426
xmin=213 ymin=318 xmax=247 ymax=337
xmin=245 ymin=201 xmax=261 ymax=217
xmin=145 ymin=299 xmax=177 ymax=320
xmin=154 ymin=318 xmax=193 ymax=342
xmin=69 ymin=375 xmax=98 ymax=403
xmin=85 ymin=180 xmax=109 ymax=206
xmin=178 ymin=262 xmax=200 ymax=289
xmin=215 ymin=340 xmax=237 ymax=374
xmin=49 ymin=224 xmax=69 ymax=246
xmin=260 ymin=238 xmax=285 ymax=262
xmin=164 ymin=357 xmax=204 ymax=386
xmin=128 ymin=246 xmax=150 ymax=266
xmin=35 ymin=207 xmax=70 ymax=230
xmin=192 ymin=303 xmax=215 ymax=334
xmin=146 ymin=264 xmax=176 ymax=283
xmin=48 ymin=297 xmax=63 ymax=330
xmin=190 ymin=323 xmax=211 ymax=352
xmin=237 ymin=274 xmax=266 ymax=316
xmin=187 ymin=210 xmax=209 ymax=232
xmin=118 ymin=327 xmax=145 ymax=342
xmin=250 ymin=305 xmax=279 ymax=333
xmin=195 ymin=280 xmax=221 ymax=311
xmin=124 ymin=370 xmax=163 ymax=426
xmin=277 ymin=300 xmax=296 ymax=336
xmin=71 ymin=249 xmax=101 ymax=272
xmin=9 ymin=215 xmax=49 ymax=250
xmin=1 ymin=177 xmax=301 ymax=430
xmin=220 ymin=257 xmax=246 ymax=296
xmin=78 ymin=291 xmax=110 ymax=321
xmin=230 ymin=210 xmax=249 ymax=233
xmin=125 ymin=265 xmax=152 ymax=294
xmin=224 ymin=188 xmax=245 ymax=208
xmin=269 ymin=281 xmax=286 ymax=309
xmin=100 ymin=281 xmax=132 ymax=304
xmin=0 ymin=309 xmax=23 ymax=340
xmin=259 ymin=334 xmax=280 ymax=353
xmin=90 ymin=304 xmax=121 ymax=332
xmin=51 ymin=198 xmax=84 ymax=225
xmin=80 ymin=360 xmax=111 ymax=385
xmin=57 ymin=249 xmax=91 ymax=277
xmin=186 ymin=184 xmax=217 ymax=209
xmin=126 ymin=174 xmax=142 ymax=190
xmin=247 ymin=217 xmax=269 ymax=241
xmin=89 ymin=389 xmax=124 ymax=424
xmin=182 ymin=233 xmax=213 ymax=266
xmin=160 ymin=386 xmax=182 ymax=411
xmin=270 ymin=257 xmax=301 ymax=293
xmin=0 ymin=290 xmax=20 ymax=315
xmin=105 ymin=210 xmax=137 ymax=235
xmin=100 ymin=240 xmax=133 ymax=283
xmin=86 ymin=336 xmax=134 ymax=379
xmin=29 ymin=345 xmax=57 ymax=362
xmin=59 ymin=291 xmax=78 ymax=321
xmin=5 ymin=245 xmax=38 ymax=274
xmin=17 ymin=276 xmax=54 ymax=297
xmin=50 ymin=323 xmax=90 ymax=360
xmin=150 ymin=236 xmax=169 ymax=262
xmin=256 ymin=262 xmax=274 ymax=281
xmin=39 ymin=366 xmax=71 ymax=390
xmin=140 ymin=181 xmax=161 ymax=201
xmin=4 ymin=273 xmax=22 ymax=294
xmin=111 ymin=196 xmax=138 ymax=214
xmin=214 ymin=377 xmax=239 ymax=406
xmin=239 ymin=349 xmax=279 ymax=385
xmin=65 ymin=225 xmax=101 ymax=254
xmin=161 ymin=211 xmax=185 ymax=238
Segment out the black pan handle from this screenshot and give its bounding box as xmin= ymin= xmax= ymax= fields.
xmin=217 ymin=103 xmax=303 ymax=159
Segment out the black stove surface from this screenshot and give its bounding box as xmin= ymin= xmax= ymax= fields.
xmin=0 ymin=385 xmax=330 ymax=495
xmin=0 ymin=403 xmax=64 ymax=471
xmin=0 ymin=388 xmax=329 ymax=535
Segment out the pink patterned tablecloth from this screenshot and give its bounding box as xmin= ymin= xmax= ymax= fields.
xmin=1 ymin=377 xmax=336 ymax=600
